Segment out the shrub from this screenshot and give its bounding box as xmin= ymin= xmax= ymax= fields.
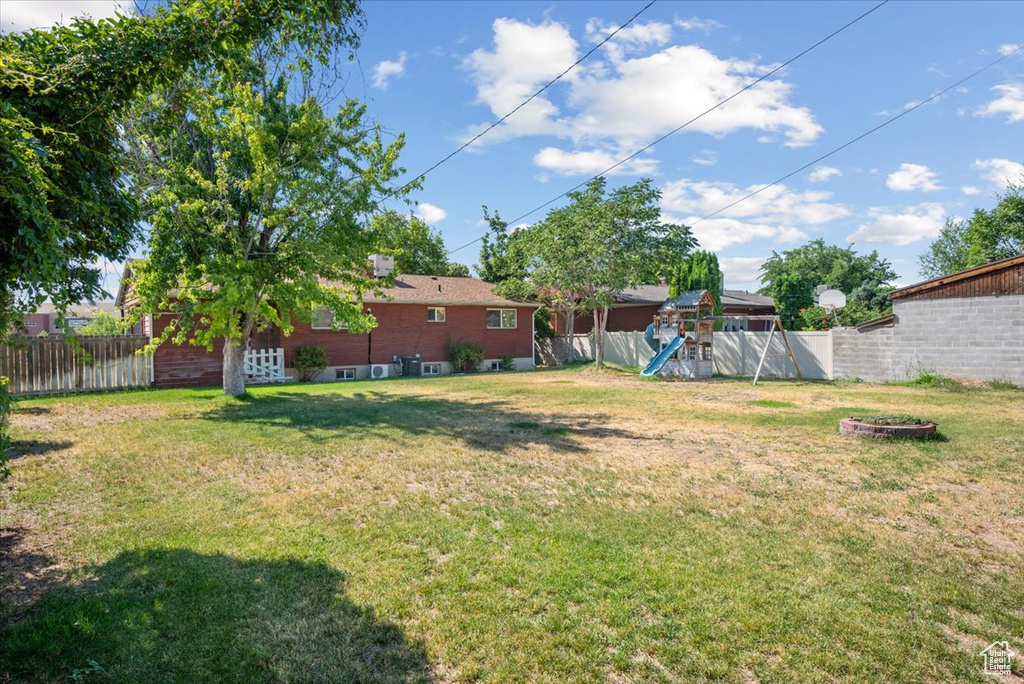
xmin=0 ymin=376 xmax=11 ymax=481
xmin=534 ymin=306 xmax=556 ymax=339
xmin=294 ymin=345 xmax=328 ymax=382
xmin=500 ymin=356 xmax=516 ymax=371
xmin=447 ymin=337 xmax=485 ymax=373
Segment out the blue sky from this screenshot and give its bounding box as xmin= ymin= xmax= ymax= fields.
xmin=4 ymin=0 xmax=1023 ymax=293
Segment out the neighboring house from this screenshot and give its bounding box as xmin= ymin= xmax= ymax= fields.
xmin=117 ymin=267 xmax=541 ymax=388
xmin=551 ymin=284 xmax=775 ymax=334
xmin=833 ymin=254 xmax=1024 ymax=384
xmin=20 ymin=301 xmax=125 ymax=335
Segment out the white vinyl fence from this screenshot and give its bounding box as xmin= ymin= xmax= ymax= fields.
xmin=0 ymin=335 xmax=152 ymax=396
xmin=244 ymin=347 xmax=286 ymax=384
xmin=540 ymin=330 xmax=834 ymax=379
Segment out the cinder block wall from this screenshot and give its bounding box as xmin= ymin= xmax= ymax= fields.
xmin=832 ymin=327 xmax=894 ymax=383
xmin=892 ymin=296 xmax=1024 ymax=383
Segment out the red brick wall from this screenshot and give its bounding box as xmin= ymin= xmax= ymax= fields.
xmin=151 ymin=315 xmax=225 ymax=388
xmin=150 ymin=304 xmax=537 ymax=387
xmin=553 ymin=305 xmax=661 ymax=334
xmin=283 ymin=304 xmax=536 ymax=366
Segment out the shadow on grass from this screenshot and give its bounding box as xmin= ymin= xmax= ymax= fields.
xmin=6 ymin=439 xmax=73 ymax=459
xmin=1 ymin=547 xmax=433 ymax=683
xmin=201 ymin=390 xmax=640 ymax=453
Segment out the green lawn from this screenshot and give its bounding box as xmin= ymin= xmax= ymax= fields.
xmin=1 ymin=368 xmax=1022 ymax=682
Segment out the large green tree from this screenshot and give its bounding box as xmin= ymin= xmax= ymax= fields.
xmin=371 ymin=210 xmax=467 ymax=277
xmin=0 ymin=0 xmax=362 ymax=340
xmin=126 ymin=14 xmax=405 ymax=396
xmin=919 ymin=183 xmax=1024 ymax=278
xmin=476 ymin=207 xmax=530 ymax=284
xmin=759 ymin=239 xmax=897 ymax=314
xmin=669 ymin=250 xmax=722 ymax=313
xmin=518 ymin=177 xmax=691 ymax=367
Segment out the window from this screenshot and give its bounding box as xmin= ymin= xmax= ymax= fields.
xmin=660 ymin=315 xmax=669 ymax=326
xmin=427 ymin=307 xmax=446 ymax=323
xmin=25 ymin=322 xmax=36 ymax=328
xmin=701 ymin=345 xmax=712 ymax=361
xmin=423 ymin=363 xmax=441 ymax=376
xmin=486 ymin=308 xmax=517 ymax=329
xmin=489 ymin=361 xmax=502 ymax=372
xmin=687 ymin=345 xmax=697 ymax=361
xmin=335 ymin=367 xmax=356 ymax=381
xmin=311 ymin=307 xmax=347 ymax=330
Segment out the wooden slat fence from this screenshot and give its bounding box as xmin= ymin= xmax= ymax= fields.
xmin=0 ymin=335 xmax=151 ymax=396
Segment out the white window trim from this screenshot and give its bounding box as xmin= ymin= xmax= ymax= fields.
xmin=427 ymin=306 xmax=447 ymax=323
xmin=336 ymin=367 xmax=356 ymax=381
xmin=486 ymin=308 xmax=517 ymax=330
xmin=423 ymin=362 xmax=441 ymax=376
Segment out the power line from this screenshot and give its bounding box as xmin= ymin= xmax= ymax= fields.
xmin=690 ymin=46 xmax=1023 ymax=227
xmin=445 ymin=0 xmax=889 ymax=256
xmin=387 ymin=0 xmax=659 ymax=201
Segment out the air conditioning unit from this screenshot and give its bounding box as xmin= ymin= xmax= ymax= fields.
xmin=370 ymin=363 xmax=390 ymax=379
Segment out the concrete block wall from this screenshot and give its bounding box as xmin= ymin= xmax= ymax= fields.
xmin=892 ymin=296 xmax=1024 ymax=384
xmin=832 ymin=326 xmax=895 ymax=383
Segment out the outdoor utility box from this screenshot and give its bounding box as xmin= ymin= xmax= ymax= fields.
xmin=401 ymin=357 xmax=421 ymax=377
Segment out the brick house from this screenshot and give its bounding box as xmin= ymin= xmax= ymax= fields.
xmin=20 ymin=301 xmax=123 ymax=335
xmin=118 ymin=269 xmax=540 ymax=388
xmin=551 ymin=285 xmax=775 ymax=334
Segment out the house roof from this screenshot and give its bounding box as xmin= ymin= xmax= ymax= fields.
xmin=889 ymin=253 xmax=1024 ymax=300
xmin=721 ymin=289 xmax=775 ymax=308
xmin=361 ymin=275 xmax=540 ymax=308
xmin=30 ymin=301 xmax=119 ymax=317
xmin=613 ymin=284 xmax=670 ymax=304
xmin=117 ymin=265 xmax=539 ymax=309
xmin=854 ymin=313 xmax=895 ymax=331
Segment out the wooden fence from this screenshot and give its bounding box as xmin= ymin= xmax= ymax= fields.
xmin=0 ymin=335 xmax=152 ymax=396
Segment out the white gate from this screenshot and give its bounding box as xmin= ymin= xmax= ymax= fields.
xmin=244 ymin=347 xmax=286 ymax=384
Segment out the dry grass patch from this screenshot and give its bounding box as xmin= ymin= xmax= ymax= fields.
xmin=2 ymin=367 xmax=1023 ymax=682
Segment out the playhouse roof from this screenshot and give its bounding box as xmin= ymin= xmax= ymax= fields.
xmin=659 ymin=290 xmax=714 ymax=312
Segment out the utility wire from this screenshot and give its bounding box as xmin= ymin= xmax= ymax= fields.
xmin=446 ymin=0 xmax=889 ymax=256
xmin=386 ymin=0 xmax=659 ymax=201
xmin=690 ymin=46 xmax=1023 ymax=227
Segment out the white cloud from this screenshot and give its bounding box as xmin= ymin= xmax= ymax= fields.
xmin=533 ymin=147 xmax=658 ymax=176
xmin=886 ymin=163 xmax=943 ymax=192
xmin=372 ymin=51 xmax=407 ymax=90
xmin=973 ymin=158 xmax=1024 ymax=189
xmin=690 ymin=150 xmax=717 ymax=166
xmin=566 ymin=45 xmax=823 ymax=149
xmin=808 ymin=166 xmax=841 ymax=182
xmin=961 ymin=185 xmax=981 ymax=196
xmin=846 ymin=203 xmax=946 ymax=246
xmin=975 ymin=83 xmax=1024 ymax=123
xmin=719 ymin=256 xmax=767 ymax=286
xmin=584 ymin=19 xmax=672 ymax=62
xmin=1 ymin=0 xmax=126 ymax=32
xmin=674 ymin=16 xmax=725 ymax=33
xmin=414 ymin=203 xmax=447 ymax=224
xmin=998 ymin=44 xmax=1022 ymax=56
xmin=463 ymin=19 xmax=824 ymax=158
xmin=660 ymin=179 xmax=847 ymax=250
xmin=462 ymin=19 xmax=578 ymax=145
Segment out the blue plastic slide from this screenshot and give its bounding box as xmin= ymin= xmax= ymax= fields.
xmin=640 ymin=335 xmax=684 ymax=377
xmin=643 ymin=323 xmax=659 ymax=352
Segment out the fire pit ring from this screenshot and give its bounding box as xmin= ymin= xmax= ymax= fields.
xmin=840 ymin=417 xmax=937 ymax=440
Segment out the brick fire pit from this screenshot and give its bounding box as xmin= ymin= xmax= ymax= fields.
xmin=840 ymin=418 xmax=937 ymax=440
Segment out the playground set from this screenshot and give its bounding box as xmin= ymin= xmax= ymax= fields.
xmin=640 ymin=289 xmax=802 ymax=384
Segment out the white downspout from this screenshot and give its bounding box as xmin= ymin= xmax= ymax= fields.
xmin=531 ymin=307 xmax=536 ymax=368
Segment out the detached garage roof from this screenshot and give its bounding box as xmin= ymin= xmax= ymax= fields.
xmin=889 ymin=254 xmax=1024 ymax=301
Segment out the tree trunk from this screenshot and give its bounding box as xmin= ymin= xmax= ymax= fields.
xmin=564 ymin=305 xmax=575 ymax=364
xmin=593 ymin=308 xmax=604 ymax=367
xmin=222 ymin=339 xmax=247 ymax=397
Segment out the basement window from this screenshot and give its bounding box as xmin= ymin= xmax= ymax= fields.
xmin=335 ymin=367 xmax=356 ymax=381
xmin=423 ymin=363 xmax=441 ymax=376
xmin=486 ymin=308 xmax=517 ymax=329
xmin=427 ymin=307 xmax=446 ymax=323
